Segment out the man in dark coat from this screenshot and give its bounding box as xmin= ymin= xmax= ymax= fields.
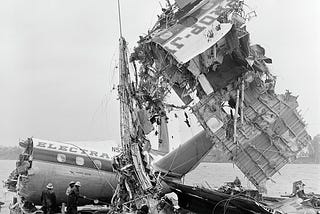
xmin=66 ymin=181 xmax=75 ymax=196
xmin=67 ymin=181 xmax=85 ymax=214
xmin=41 ymin=183 xmax=56 ymax=214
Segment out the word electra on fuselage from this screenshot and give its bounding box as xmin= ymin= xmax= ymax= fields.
xmin=8 ymin=131 xmax=213 ymax=206
xmin=34 ymin=140 xmax=122 ymax=159
xmin=32 ymin=138 xmax=124 ymax=173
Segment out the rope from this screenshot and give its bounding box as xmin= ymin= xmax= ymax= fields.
xmin=160 ymin=152 xmax=201 ymax=180
xmin=212 ymin=193 xmax=254 ymax=214
xmin=66 ymin=143 xmax=101 ymax=172
xmin=65 ymin=143 xmax=116 ymax=191
xmin=164 ymin=145 xmax=180 ymax=177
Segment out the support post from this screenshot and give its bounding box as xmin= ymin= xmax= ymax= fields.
xmin=240 ymin=80 xmax=245 ymax=125
xmin=234 ymin=89 xmax=240 ymax=144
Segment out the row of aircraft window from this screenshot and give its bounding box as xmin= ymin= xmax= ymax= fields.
xmin=57 ymin=153 xmax=102 ymax=169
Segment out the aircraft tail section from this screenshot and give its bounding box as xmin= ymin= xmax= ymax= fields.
xmin=153 ymin=130 xmax=212 ymax=178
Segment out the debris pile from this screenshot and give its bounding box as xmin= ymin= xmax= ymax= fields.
xmin=110 ymin=37 xmax=163 ymax=212
xmin=129 ymin=0 xmax=311 ymax=192
xmin=279 ymin=181 xmax=320 ymax=209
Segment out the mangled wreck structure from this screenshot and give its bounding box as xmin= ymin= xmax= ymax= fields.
xmin=129 ymin=0 xmax=311 ymax=193
xmin=5 ymin=0 xmax=314 ymax=213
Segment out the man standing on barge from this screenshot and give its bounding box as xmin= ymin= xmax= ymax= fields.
xmin=41 ymin=183 xmax=56 ymax=214
xmin=67 ymin=181 xmax=85 ymax=214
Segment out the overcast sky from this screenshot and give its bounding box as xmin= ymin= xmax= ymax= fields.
xmin=0 ymin=0 xmax=319 ymax=147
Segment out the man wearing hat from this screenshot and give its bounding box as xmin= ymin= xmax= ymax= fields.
xmin=66 ymin=181 xmax=75 ymax=196
xmin=41 ymin=183 xmax=56 ymax=214
xmin=67 ymin=181 xmax=85 ymax=214
xmin=66 ymin=181 xmax=75 ymax=214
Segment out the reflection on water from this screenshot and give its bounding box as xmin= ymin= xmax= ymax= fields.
xmin=0 ymin=160 xmax=319 ymax=213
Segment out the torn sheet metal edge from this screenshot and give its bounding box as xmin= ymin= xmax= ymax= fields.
xmin=152 ymin=0 xmax=237 ymax=63
xmin=156 ymin=22 xmax=232 ymax=64
xmin=191 ymin=90 xmax=310 ymax=190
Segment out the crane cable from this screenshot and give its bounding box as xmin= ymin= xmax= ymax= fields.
xmin=66 ymin=143 xmax=116 ymax=191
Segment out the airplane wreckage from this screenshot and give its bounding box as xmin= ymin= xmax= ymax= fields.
xmin=5 ymin=0 xmax=320 ymax=213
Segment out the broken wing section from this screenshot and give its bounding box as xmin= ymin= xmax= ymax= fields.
xmin=153 ymin=130 xmax=212 ymax=178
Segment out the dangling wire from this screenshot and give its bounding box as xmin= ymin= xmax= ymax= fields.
xmin=65 ymin=143 xmax=116 ymax=191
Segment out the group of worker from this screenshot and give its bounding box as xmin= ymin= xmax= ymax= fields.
xmin=40 ymin=181 xmax=84 ymax=214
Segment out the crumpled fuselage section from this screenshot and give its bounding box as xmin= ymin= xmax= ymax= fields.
xmin=5 ymin=138 xmax=33 ymax=200
xmin=129 ymin=0 xmax=311 ymax=190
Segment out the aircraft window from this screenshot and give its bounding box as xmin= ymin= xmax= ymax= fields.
xmin=93 ymin=160 xmax=102 ymax=169
xmin=57 ymin=154 xmax=66 ymax=162
xmin=76 ymin=157 xmax=84 ymax=166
